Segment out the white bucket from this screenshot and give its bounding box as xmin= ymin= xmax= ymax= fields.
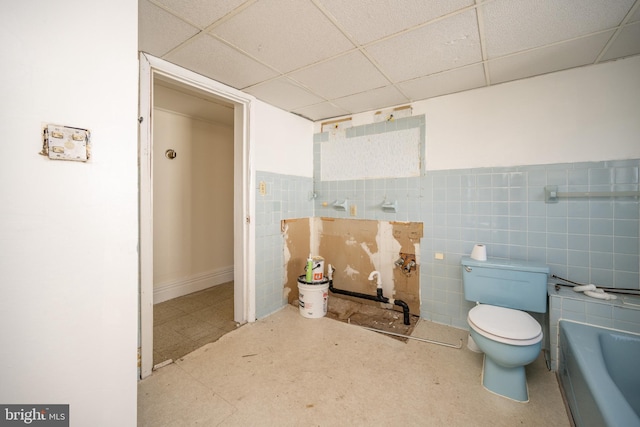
xmin=298 ymin=276 xmax=329 ymax=319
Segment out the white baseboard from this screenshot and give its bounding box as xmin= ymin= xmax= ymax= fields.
xmin=153 ymin=266 xmax=234 ymax=304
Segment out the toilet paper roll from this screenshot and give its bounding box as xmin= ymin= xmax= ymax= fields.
xmin=470 ymin=244 xmax=487 ymax=261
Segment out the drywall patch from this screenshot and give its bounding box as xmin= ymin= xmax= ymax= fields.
xmin=282 ymin=217 xmax=423 ymax=315
xmin=321 ymin=127 xmax=421 ymax=180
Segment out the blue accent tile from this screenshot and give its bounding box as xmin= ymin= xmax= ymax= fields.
xmin=590 ymin=268 xmax=614 ymax=286
xmin=614 ymin=167 xmax=638 ymax=184
xmin=492 ymin=173 xmax=509 ymax=187
xmin=568 ymin=218 xmax=589 ymax=235
xmin=547 ymin=217 xmax=567 ymax=233
xmin=615 ymin=253 xmax=639 ymax=272
xmin=568 ymin=169 xmax=589 ymax=185
xmin=568 ymin=250 xmax=590 ymax=267
xmin=547 ymin=170 xmax=567 ymax=185
xmin=590 ymin=219 xmax=613 ymax=235
xmin=614 ymin=219 xmax=639 ymax=237
xmin=510 ymin=172 xmax=526 ymax=187
xmin=615 ymin=271 xmax=639 ymax=288
xmin=563 ymin=298 xmax=586 ymax=313
xmin=590 ymin=252 xmax=613 ymax=269
xmin=590 ymin=235 xmax=613 ymax=252
xmin=614 ymin=201 xmax=639 ymax=220
xmin=589 ymin=168 xmax=614 ymax=186
xmin=615 ymin=237 xmax=639 ymax=255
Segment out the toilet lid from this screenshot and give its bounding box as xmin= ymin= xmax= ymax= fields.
xmin=468 ymin=305 xmax=542 ymax=344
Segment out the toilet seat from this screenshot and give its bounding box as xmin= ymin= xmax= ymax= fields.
xmin=468 ymin=304 xmax=542 ymax=346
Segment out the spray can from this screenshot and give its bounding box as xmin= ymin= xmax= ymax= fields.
xmin=305 ymin=254 xmax=313 ymax=282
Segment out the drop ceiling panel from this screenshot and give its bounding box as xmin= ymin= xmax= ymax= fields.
xmin=211 ymin=0 xmax=354 ymax=73
xmin=397 ymin=64 xmax=486 ymax=101
xmin=150 ymin=0 xmax=247 ymax=29
xmin=289 ymin=51 xmax=389 ymax=100
xmin=489 ymin=31 xmax=615 ymax=85
xmin=331 ymin=85 xmax=409 ymax=113
xmin=293 ymin=102 xmax=349 ymax=121
xmin=166 ymin=34 xmax=278 ymax=89
xmin=482 ymin=0 xmax=636 ymax=58
xmin=139 ymin=0 xmax=640 ymax=121
xmin=139 ymin=0 xmax=199 ymax=56
xmin=601 ymin=21 xmax=640 ymax=61
xmin=318 ymin=0 xmax=474 ymax=45
xmin=631 ymin=5 xmax=640 ymax=22
xmin=244 ymin=77 xmax=325 ymax=111
xmin=366 ymin=9 xmax=482 ymax=83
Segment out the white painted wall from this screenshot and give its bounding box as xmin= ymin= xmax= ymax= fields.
xmin=315 ymin=56 xmax=640 ymax=169
xmin=421 ymin=56 xmax=640 ymax=170
xmin=0 ymin=2 xmax=138 ymax=426
xmin=253 ymin=100 xmax=314 ymax=177
xmin=153 ymin=108 xmax=234 ymax=302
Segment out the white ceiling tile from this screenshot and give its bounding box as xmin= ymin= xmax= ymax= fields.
xmin=289 ymin=51 xmax=389 ymax=100
xmin=366 ymin=9 xmax=482 ymax=82
xmin=211 ymin=0 xmax=354 ymax=73
xmin=244 ymin=78 xmax=325 ymax=111
xmin=166 ymin=34 xmax=278 ymax=89
xmin=488 ymin=31 xmax=615 ymax=85
xmin=397 ymin=64 xmax=486 ymax=101
xmin=332 ymin=85 xmax=409 ymax=113
xmin=482 ymin=0 xmax=635 ymax=58
xmin=601 ymin=22 xmax=640 ymax=61
xmin=293 ymin=102 xmax=349 ymax=121
xmin=150 ymin=0 xmax=247 ymax=29
xmin=317 ymin=0 xmax=474 ymax=45
xmin=139 ymin=0 xmax=199 ymax=56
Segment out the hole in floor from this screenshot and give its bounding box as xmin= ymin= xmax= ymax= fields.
xmin=292 ymin=296 xmax=419 ymax=341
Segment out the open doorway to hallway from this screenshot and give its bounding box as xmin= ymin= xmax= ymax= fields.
xmin=139 ymin=53 xmax=255 ymax=379
xmin=151 ymin=77 xmax=236 ymax=367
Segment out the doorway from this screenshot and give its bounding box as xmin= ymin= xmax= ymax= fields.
xmin=139 ymin=53 xmax=256 ymax=379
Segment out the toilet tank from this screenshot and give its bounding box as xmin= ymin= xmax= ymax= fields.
xmin=461 ymin=257 xmax=550 ymax=313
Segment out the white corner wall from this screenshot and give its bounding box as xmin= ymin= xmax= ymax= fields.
xmin=253 ymin=100 xmax=314 ymax=177
xmin=0 ymin=2 xmax=138 ymax=426
xmin=420 ymin=56 xmax=640 ymax=170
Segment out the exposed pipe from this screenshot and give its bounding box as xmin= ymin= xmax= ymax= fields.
xmin=328 ymin=279 xmax=411 ymax=325
xmin=351 ymin=321 xmax=463 ymax=349
xmin=552 ymin=275 xmax=640 ymax=296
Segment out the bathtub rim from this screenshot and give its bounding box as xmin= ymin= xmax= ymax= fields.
xmin=559 ymin=320 xmax=640 ymax=427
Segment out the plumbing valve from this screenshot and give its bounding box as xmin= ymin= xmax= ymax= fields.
xmin=396 ymin=253 xmax=416 ymax=276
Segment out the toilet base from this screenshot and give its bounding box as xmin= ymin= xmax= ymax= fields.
xmin=481 ymin=355 xmax=529 ymax=402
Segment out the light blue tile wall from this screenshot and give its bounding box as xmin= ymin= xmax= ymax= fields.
xmin=254 ymin=171 xmax=313 ymax=318
xmin=548 ymin=285 xmax=640 ymax=370
xmin=313 ymin=116 xmax=640 ymax=329
xmin=254 ymin=116 xmax=640 ymax=330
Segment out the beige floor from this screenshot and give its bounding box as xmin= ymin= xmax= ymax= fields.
xmin=153 ymin=282 xmax=237 ymax=367
xmin=139 ymin=305 xmax=571 ymax=426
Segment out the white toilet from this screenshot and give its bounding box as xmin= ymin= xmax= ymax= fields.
xmin=461 ymin=256 xmax=549 ymax=402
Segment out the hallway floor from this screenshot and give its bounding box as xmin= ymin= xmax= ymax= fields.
xmin=139 ymin=305 xmax=571 ymax=426
xmin=153 ymin=282 xmax=236 ymax=367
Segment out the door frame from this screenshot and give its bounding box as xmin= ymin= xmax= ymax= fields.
xmin=138 ymin=53 xmax=256 ymax=379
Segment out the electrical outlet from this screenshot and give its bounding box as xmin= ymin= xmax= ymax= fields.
xmin=259 ymin=181 xmax=266 ymax=196
xmin=350 ymin=204 xmax=357 ymax=216
xmin=434 ymin=252 xmax=445 ymax=260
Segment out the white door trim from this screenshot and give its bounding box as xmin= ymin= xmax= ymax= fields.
xmin=138 ymin=53 xmax=256 ymax=379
